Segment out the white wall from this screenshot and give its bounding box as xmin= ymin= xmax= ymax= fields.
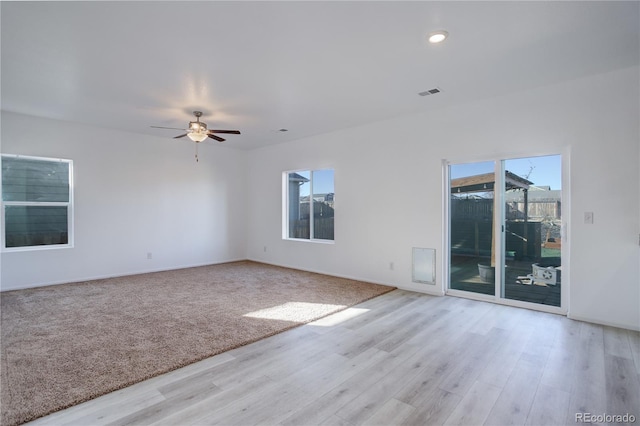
xmin=246 ymin=66 xmax=640 ymax=331
xmin=1 ymin=111 xmax=247 ymax=290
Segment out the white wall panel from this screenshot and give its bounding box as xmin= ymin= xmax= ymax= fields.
xmin=1 ymin=112 xmax=247 ymax=289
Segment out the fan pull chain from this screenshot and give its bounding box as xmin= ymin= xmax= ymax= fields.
xmin=195 ymin=143 xmax=199 ymax=162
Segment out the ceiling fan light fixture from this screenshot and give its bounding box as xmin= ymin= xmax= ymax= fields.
xmin=151 ymin=110 xmax=239 ymax=150
xmin=187 ymin=132 xmax=208 ymax=143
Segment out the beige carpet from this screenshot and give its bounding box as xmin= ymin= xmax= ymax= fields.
xmin=0 ymin=261 xmax=394 ymax=426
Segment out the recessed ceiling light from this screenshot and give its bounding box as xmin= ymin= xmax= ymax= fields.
xmin=427 ymin=30 xmax=448 ymax=44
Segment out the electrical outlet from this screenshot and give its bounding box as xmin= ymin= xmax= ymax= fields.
xmin=147 ymin=252 xmax=152 ymax=260
xmin=584 ymin=212 xmax=594 ymax=224
xmin=389 ymin=262 xmax=395 ymax=271
xmin=264 ymin=246 xmax=267 ymax=252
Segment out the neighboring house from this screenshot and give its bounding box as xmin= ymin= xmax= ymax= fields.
xmin=288 ymin=173 xmax=309 ymax=222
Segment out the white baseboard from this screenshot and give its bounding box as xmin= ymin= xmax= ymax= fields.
xmin=246 ymin=258 xmax=395 ymax=288
xmin=567 ymin=312 xmax=640 ymax=332
xmin=248 ymin=259 xmax=448 ymax=296
xmin=394 ymin=283 xmax=445 ymax=297
xmin=0 ymin=258 xmax=247 ymax=292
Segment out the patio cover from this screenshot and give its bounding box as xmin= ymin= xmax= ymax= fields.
xmin=450 ymin=171 xmax=533 ymax=266
xmin=451 ymin=171 xmax=532 ymax=193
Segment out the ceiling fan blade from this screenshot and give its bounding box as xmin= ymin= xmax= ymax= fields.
xmin=208 ymin=134 xmax=226 ymax=142
xmin=209 ymin=130 xmax=241 ymax=134
xmin=173 ymin=133 xmax=189 ymax=139
xmin=151 ymin=125 xmax=188 ymax=131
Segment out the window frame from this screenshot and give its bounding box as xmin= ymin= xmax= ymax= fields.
xmin=283 ymin=168 xmax=335 ymax=243
xmin=1 ymin=154 xmax=74 ymax=252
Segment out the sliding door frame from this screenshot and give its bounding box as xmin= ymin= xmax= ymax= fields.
xmin=442 ymin=149 xmax=570 ymax=315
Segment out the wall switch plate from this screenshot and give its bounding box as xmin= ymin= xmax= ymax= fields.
xmin=584 ymin=212 xmax=594 ymax=224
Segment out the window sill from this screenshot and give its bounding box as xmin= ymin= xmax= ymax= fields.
xmin=284 ymin=238 xmax=335 ymax=245
xmin=2 ymin=243 xmax=74 ymax=253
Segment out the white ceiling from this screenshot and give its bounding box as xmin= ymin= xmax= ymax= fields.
xmin=2 ymin=1 xmax=638 ymax=150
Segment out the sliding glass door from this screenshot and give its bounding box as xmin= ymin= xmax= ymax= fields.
xmin=449 ymin=161 xmax=497 ymax=296
xmin=448 ymin=155 xmax=563 ymax=309
xmin=501 ymin=155 xmax=562 ymax=307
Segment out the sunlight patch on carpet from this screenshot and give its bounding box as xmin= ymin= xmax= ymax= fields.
xmin=243 ymin=302 xmax=346 ymax=322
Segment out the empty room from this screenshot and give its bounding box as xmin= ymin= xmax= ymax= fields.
xmin=1 ymin=1 xmax=639 ymax=426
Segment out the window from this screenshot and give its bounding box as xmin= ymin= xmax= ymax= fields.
xmin=1 ymin=154 xmax=73 ymax=251
xmin=285 ymin=169 xmax=334 ymax=241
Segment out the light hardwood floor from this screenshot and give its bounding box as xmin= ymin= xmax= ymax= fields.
xmin=28 ymin=290 xmax=640 ymax=426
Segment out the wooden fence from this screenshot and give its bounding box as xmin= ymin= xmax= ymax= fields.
xmin=289 ymin=218 xmax=334 ymax=240
xmin=451 ymin=198 xmax=561 ymax=221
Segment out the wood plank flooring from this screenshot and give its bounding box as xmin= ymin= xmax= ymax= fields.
xmin=27 ymin=290 xmax=639 ymax=426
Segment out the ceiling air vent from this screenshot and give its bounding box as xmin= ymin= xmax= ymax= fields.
xmin=418 ymin=88 xmax=441 ymax=96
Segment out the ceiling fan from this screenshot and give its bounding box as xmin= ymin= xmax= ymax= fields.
xmin=151 ymin=111 xmax=241 ymax=143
